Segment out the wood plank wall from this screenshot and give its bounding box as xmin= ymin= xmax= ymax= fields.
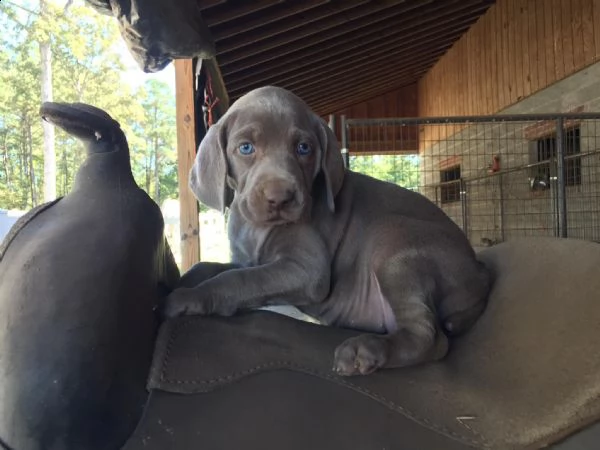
xmin=330 ymin=84 xmax=418 ymax=118
xmin=418 ymin=0 xmax=600 ymax=132
xmin=328 ymin=84 xmax=419 ymax=152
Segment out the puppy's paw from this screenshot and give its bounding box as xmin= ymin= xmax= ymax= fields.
xmin=161 ymin=287 xmax=238 ymax=319
xmin=161 ymin=287 xmax=196 ymax=319
xmin=333 ymin=334 xmax=389 ymax=376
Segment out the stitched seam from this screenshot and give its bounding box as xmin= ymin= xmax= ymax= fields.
xmin=161 ymin=351 xmax=488 ymax=448
xmin=159 ymin=318 xmax=193 ymax=382
xmin=457 ymin=417 xmax=490 ymax=445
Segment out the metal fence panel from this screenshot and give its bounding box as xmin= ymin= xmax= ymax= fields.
xmin=345 ymin=114 xmax=600 ymax=247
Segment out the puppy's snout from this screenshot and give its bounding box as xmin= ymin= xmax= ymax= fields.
xmin=262 ymin=180 xmax=296 ymax=210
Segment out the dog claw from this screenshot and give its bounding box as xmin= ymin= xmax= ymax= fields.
xmin=333 ymin=334 xmax=389 ymax=376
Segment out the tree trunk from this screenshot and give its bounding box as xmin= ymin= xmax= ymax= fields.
xmin=26 ymin=120 xmax=38 ymax=207
xmin=154 ymin=135 xmax=160 ymax=204
xmin=145 ymin=143 xmax=151 ymax=194
xmin=62 ymin=147 xmax=69 ymax=196
xmin=1 ymin=132 xmax=10 ymax=186
xmin=19 ymin=121 xmax=27 ymax=207
xmin=40 ymin=0 xmax=56 ymax=202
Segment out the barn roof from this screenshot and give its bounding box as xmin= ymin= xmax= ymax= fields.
xmin=89 ymin=0 xmax=495 ymax=115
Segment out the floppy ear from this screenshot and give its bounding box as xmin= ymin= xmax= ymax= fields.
xmin=188 ymin=121 xmax=234 ymax=213
xmin=317 ymin=118 xmax=345 ymax=213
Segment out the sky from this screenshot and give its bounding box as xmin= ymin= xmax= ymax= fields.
xmin=116 ymin=41 xmax=176 ymax=92
xmin=87 ymin=1 xmax=177 ymax=92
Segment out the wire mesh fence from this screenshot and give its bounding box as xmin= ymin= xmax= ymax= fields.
xmin=342 ymin=113 xmax=600 ymax=247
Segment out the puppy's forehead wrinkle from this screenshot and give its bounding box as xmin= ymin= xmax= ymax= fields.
xmin=230 ymin=124 xmax=261 ymax=142
xmin=228 ymin=115 xmax=316 ymax=148
xmin=228 ymin=86 xmax=313 ymax=122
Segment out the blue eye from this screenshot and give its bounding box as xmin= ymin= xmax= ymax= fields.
xmin=239 ymin=142 xmax=255 ymax=155
xmin=297 ymin=142 xmax=311 ymax=155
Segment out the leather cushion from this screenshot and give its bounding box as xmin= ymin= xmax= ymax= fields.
xmin=135 ymin=237 xmax=600 ymax=449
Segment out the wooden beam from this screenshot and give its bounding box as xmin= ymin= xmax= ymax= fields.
xmin=303 ymin=67 xmax=430 ymax=113
xmin=212 ymin=0 xmax=329 ymax=41
xmin=261 ymin=49 xmax=439 ymax=103
xmin=197 ymin=0 xmax=227 ymax=11
xmin=280 ymin=28 xmax=469 ymax=92
xmin=344 ymin=140 xmax=420 ymax=153
xmin=218 ymin=0 xmax=425 ymax=67
xmin=175 ymin=59 xmax=199 ymax=271
xmin=228 ymin=22 xmax=472 ymax=96
xmin=203 ymin=0 xmax=285 ymax=27
xmin=225 ymin=0 xmax=490 ymax=86
xmin=230 ymin=52 xmax=435 ymax=102
xmin=304 ymin=65 xmax=429 ymax=109
xmin=216 ymin=0 xmax=369 ymax=55
xmin=311 ymin=81 xmax=418 ymax=117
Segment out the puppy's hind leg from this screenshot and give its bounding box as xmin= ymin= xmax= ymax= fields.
xmin=438 ymin=260 xmax=492 ymax=336
xmin=333 ymin=262 xmax=447 ymax=376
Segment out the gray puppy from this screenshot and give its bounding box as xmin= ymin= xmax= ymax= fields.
xmin=164 ymin=86 xmax=491 ymax=376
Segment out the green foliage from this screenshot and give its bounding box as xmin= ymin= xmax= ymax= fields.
xmin=0 ymin=0 xmax=178 ymax=210
xmin=349 ymin=154 xmax=421 ymax=190
xmin=136 ymin=79 xmax=178 ymax=202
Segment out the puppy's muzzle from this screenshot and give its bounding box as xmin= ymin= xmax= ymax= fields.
xmin=261 ymin=179 xmax=297 ymax=212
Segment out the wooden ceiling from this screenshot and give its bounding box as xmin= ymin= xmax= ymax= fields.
xmin=198 ymin=0 xmax=496 ymax=116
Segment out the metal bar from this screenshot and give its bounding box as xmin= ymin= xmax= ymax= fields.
xmin=555 ymin=117 xmax=568 ymax=238
xmin=346 ymin=113 xmax=600 ymax=126
xmin=499 ymin=174 xmax=505 ymax=242
xmin=553 ymin=176 xmax=559 ymax=238
xmin=418 ymin=148 xmax=600 ymax=187
xmin=340 ymin=115 xmax=349 ymax=169
xmin=460 ymin=178 xmax=468 ymax=236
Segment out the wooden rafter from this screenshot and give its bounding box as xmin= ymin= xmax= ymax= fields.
xmin=199 ymin=0 xmax=495 ymax=115
xmin=225 ymin=0 xmax=490 ymax=88
xmin=217 ymin=0 xmax=417 ymax=66
xmin=229 ymin=22 xmax=474 ymax=98
xmin=211 ymin=0 xmax=329 ymax=41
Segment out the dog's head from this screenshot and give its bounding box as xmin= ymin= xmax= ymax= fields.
xmin=189 ymin=86 xmax=345 ymax=226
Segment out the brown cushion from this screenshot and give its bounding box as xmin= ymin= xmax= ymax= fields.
xmin=129 ymin=238 xmax=600 ymax=449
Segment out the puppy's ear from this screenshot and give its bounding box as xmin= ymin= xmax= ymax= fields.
xmin=189 ymin=120 xmax=234 ymax=213
xmin=317 ymin=118 xmax=345 ymax=212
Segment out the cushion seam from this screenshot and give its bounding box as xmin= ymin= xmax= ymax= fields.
xmin=158 ymin=319 xmax=489 ymax=448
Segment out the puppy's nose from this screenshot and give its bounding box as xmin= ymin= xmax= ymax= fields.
xmin=263 ymin=181 xmax=296 ymax=209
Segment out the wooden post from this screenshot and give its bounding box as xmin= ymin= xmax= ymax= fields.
xmin=175 ymin=59 xmax=199 ymax=271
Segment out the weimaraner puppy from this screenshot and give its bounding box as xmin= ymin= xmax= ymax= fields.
xmin=164 ymin=86 xmax=491 ymax=376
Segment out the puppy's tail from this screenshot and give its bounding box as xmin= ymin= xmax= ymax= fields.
xmin=39 ymin=102 xmax=126 ymax=155
xmin=440 ymin=260 xmax=493 ymax=337
xmin=442 ymin=298 xmax=488 ymax=337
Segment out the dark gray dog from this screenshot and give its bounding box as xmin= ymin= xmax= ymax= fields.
xmin=164 ymin=86 xmax=491 ymax=376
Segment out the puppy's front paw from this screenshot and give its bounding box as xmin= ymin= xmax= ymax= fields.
xmin=333 ymin=334 xmax=389 ymax=376
xmin=161 ymin=287 xmax=196 ymax=319
xmin=161 ymin=287 xmax=238 ymax=319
